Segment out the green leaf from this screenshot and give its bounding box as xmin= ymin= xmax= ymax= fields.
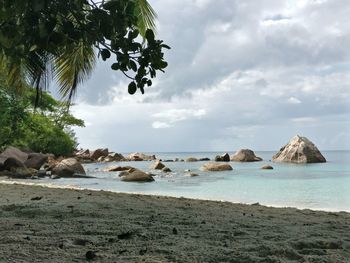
xmin=129 ymin=60 xmax=137 ymax=72
xmin=145 ymin=29 xmax=155 ymax=42
xmin=161 ymin=44 xmax=171 ymax=49
xmin=128 ymin=81 xmax=137 ymax=95
xmin=111 ymin=63 xmax=119 ymax=70
xmin=101 ymin=49 xmax=111 ymax=61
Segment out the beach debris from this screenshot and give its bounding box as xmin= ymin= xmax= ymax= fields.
xmin=73 ymin=238 xmax=90 ymax=246
xmin=139 ymin=248 xmax=147 ymax=255
xmin=172 ymin=227 xmax=178 ymax=235
xmin=149 ymin=160 xmax=165 ymax=170
xmin=85 ymin=250 xmax=97 ymax=260
xmin=186 ymin=157 xmax=198 ymax=162
xmin=119 ymin=249 xmax=127 ymax=255
xmin=261 ymin=165 xmax=274 ymax=170
xmin=30 ymin=196 xmax=43 ymax=201
xmin=162 ymin=167 xmax=172 ymax=173
xmin=189 ymin=173 xmax=199 ymax=177
xmin=272 ymin=135 xmax=326 ymax=163
xmin=214 ymin=153 xmax=230 ymax=162
xmin=200 ymin=162 xmax=233 ymax=172
xmin=120 ymin=168 xmax=155 ymax=182
xmin=52 ymin=158 xmax=86 ymax=177
xmin=67 ymin=205 xmax=74 ymax=213
xmin=230 ymin=149 xmax=262 ymax=162
xmin=117 ymin=231 xmax=133 ymax=240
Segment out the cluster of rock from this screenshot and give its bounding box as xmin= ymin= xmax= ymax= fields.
xmin=75 ymin=148 xmax=126 ymax=163
xmin=75 ymin=149 xmax=159 ymax=163
xmin=214 ymin=153 xmax=230 ymax=162
xmin=0 ymin=146 xmax=89 ymax=179
xmin=149 ymin=160 xmax=172 ymax=173
xmin=0 ymin=135 xmax=326 ymax=183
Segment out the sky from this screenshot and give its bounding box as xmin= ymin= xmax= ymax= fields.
xmin=71 ymin=0 xmax=350 ymax=152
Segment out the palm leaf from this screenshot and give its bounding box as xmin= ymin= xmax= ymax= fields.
xmin=53 ymin=41 xmax=96 ymax=102
xmin=134 ymin=0 xmax=158 ymax=37
xmin=0 ymin=53 xmax=26 ymax=95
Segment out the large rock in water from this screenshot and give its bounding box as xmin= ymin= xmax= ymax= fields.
xmin=52 ymin=158 xmax=86 ymax=177
xmin=200 ymin=162 xmax=233 ymax=171
xmin=119 ymin=168 xmax=154 ymax=182
xmin=230 ymin=149 xmax=262 ymax=162
xmin=272 ymin=135 xmax=326 ymax=163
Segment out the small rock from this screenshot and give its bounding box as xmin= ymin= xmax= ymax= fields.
xmin=85 ymin=251 xmax=96 ymax=260
xmin=162 ymin=167 xmax=171 ymax=173
xmin=261 ymin=165 xmax=273 ymax=170
xmin=172 ymin=227 xmax=178 ymax=235
xmin=149 ymin=160 xmax=165 ymax=170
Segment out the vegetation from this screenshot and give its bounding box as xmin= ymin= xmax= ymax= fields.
xmin=0 ymin=0 xmax=169 ymax=102
xmin=0 ymin=80 xmax=84 ymax=156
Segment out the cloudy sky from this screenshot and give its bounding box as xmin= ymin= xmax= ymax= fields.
xmin=72 ymin=0 xmax=350 ymax=152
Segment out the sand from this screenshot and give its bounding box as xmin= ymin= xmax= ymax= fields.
xmin=0 ymin=183 xmax=349 ymax=262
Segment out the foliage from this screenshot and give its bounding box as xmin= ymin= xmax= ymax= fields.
xmin=0 ymin=82 xmax=84 ymax=156
xmin=0 ymin=0 xmax=169 ymax=102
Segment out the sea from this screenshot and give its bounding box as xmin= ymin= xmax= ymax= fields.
xmin=3 ymin=151 xmax=350 ymax=212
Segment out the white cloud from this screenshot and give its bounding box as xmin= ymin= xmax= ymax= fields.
xmin=287 ymin=97 xmax=302 ymax=104
xmin=70 ymin=0 xmax=350 ymax=151
xmin=152 ymin=121 xmax=172 ymax=129
xmin=152 ymin=108 xmax=207 ymax=128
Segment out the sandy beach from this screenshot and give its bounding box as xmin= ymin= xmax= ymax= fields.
xmin=0 ymin=183 xmax=349 ymax=262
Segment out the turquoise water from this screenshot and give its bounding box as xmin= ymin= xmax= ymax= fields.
xmin=6 ymin=151 xmax=350 ymax=212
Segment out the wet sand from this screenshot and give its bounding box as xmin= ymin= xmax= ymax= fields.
xmin=0 ymin=183 xmax=349 ymax=262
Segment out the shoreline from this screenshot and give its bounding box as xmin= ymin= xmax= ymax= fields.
xmin=0 ymin=183 xmax=349 ymax=262
xmin=1 ymin=180 xmax=349 ymax=213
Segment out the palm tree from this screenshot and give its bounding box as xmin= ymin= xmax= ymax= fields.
xmin=0 ymin=0 xmax=158 ymax=104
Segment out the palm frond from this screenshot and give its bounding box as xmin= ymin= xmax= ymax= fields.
xmin=134 ymin=0 xmax=158 ymax=37
xmin=0 ymin=53 xmax=27 ymax=95
xmin=53 ymin=41 xmax=96 ymax=103
xmin=24 ymin=52 xmax=52 ymax=105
